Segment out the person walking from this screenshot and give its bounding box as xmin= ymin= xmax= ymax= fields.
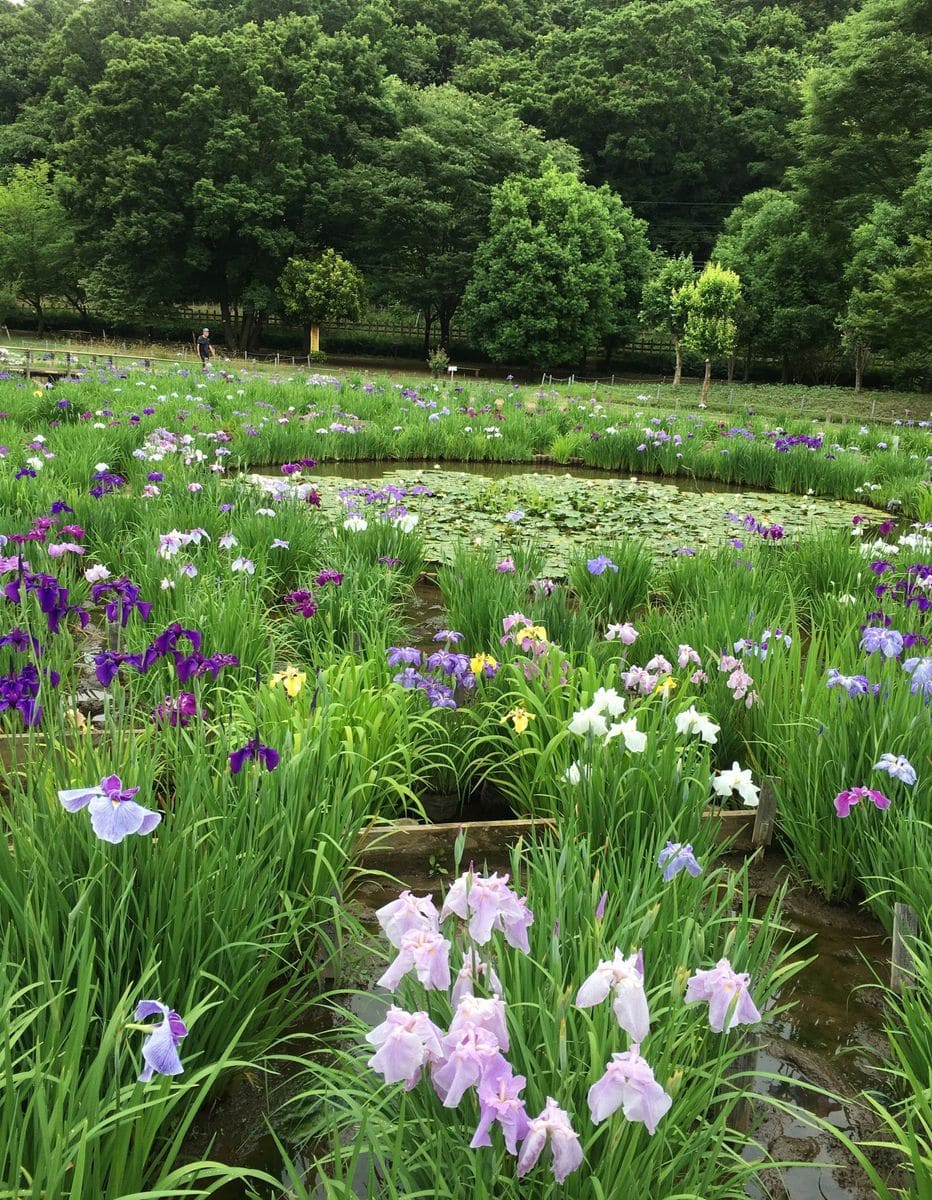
xmin=196 ymin=328 xmax=214 ymax=369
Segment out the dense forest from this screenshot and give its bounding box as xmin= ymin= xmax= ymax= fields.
xmin=0 ymin=0 xmax=929 ymax=381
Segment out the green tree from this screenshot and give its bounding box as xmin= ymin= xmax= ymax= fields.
xmin=713 ymin=189 xmax=839 ymax=383
xmin=466 ymin=0 xmax=805 ymax=252
xmin=459 ymin=162 xmax=647 ymax=367
xmin=0 ymin=161 xmax=80 ymax=332
xmin=639 ymin=253 xmax=697 ymax=385
xmin=55 ymin=18 xmax=385 ymax=351
xmin=846 ymin=238 xmax=932 ymax=381
xmin=278 ymin=249 xmax=365 ymax=353
xmin=678 ymin=262 xmax=742 ymax=404
xmin=338 ymin=83 xmax=576 ymax=353
xmin=792 ymin=0 xmax=932 ymax=240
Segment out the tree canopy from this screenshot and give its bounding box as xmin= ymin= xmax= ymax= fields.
xmin=0 ymin=0 xmax=927 ymax=379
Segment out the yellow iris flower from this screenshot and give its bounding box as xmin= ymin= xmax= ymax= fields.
xmin=269 ymin=666 xmax=306 ymax=699
xmin=470 ymin=652 xmax=498 ymax=675
xmin=501 ymin=704 xmax=535 ymax=734
xmin=654 ymin=677 xmax=678 ymax=697
xmin=516 ymin=625 xmax=548 ymax=643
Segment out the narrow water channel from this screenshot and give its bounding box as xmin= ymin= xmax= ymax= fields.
xmin=195 ymin=852 xmax=894 ymax=1200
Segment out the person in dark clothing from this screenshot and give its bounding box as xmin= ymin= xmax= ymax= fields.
xmin=196 ymin=328 xmax=214 ymax=369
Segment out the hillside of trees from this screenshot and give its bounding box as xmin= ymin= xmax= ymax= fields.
xmin=0 ymin=0 xmax=929 ymax=383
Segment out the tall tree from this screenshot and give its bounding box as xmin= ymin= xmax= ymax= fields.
xmin=713 ymin=189 xmax=839 ymax=383
xmin=0 ymin=161 xmax=80 ymax=331
xmin=459 ymin=162 xmax=648 ymax=367
xmin=791 ymin=0 xmax=932 ymax=240
xmin=677 ymin=263 xmax=742 ymax=404
xmin=639 ymin=253 xmax=697 ymax=385
xmin=55 ymin=18 xmax=386 ymax=351
xmin=338 ymin=83 xmax=576 ymax=353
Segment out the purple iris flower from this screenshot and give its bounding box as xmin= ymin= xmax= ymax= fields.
xmin=825 ymin=668 xmax=877 ymax=698
xmin=657 ymin=842 xmax=702 ymax=882
xmin=426 ymin=650 xmax=471 ymax=677
xmin=387 ymin=646 xmax=422 ymax=668
xmin=58 ymin=775 xmax=161 ymax=843
xmin=176 ymin=651 xmax=239 ymax=683
xmin=860 ymin=626 xmax=904 ymax=658
xmin=0 ymin=628 xmax=43 ymax=656
xmin=92 ymin=578 xmax=152 ymax=628
xmin=229 ymin=738 xmax=279 ymax=774
xmin=587 ymin=555 xmax=618 ymax=576
xmin=50 ymin=500 xmax=74 ymax=515
xmin=834 ymin=786 xmax=891 ymax=817
xmin=433 ymin=629 xmax=465 ymax=644
xmin=89 ymin=470 xmax=125 ymax=498
xmin=873 ymin=753 xmax=917 ymax=786
xmin=134 ymin=1000 xmax=187 ymax=1082
xmin=153 ymin=692 xmax=201 ymax=727
xmin=314 ymin=570 xmax=343 ymax=587
xmin=283 ymin=589 xmax=317 ymax=618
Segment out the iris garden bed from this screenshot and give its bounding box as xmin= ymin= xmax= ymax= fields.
xmin=0 ymin=366 xmax=929 ymax=1198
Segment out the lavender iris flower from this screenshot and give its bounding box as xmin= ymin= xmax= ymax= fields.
xmin=134 ymin=1000 xmax=187 ymax=1082
xmin=451 ymin=948 xmax=504 ymax=1008
xmin=587 ymin=1045 xmax=673 ymax=1133
xmin=441 ymin=869 xmax=534 ymax=951
xmin=685 ymin=958 xmax=761 ymax=1032
xmin=229 ymin=738 xmax=279 ymax=774
xmin=657 ymin=842 xmax=702 ymax=882
xmin=377 ymin=928 xmax=452 ymax=992
xmin=587 ymin=555 xmax=618 ymax=576
xmin=860 ymin=626 xmax=904 ymax=658
xmin=516 ymin=1097 xmax=583 ymax=1184
xmin=575 ymin=948 xmax=649 ymax=1041
xmin=873 ymin=753 xmax=917 ymax=786
xmin=375 ymin=889 xmax=440 ymax=948
xmin=59 ymin=775 xmax=161 ymax=844
xmin=432 ymin=1026 xmax=506 ymax=1108
xmin=366 ymin=1005 xmax=445 ymax=1090
xmin=471 ymin=1059 xmax=530 ymax=1155
xmin=902 ymin=656 xmax=932 ymax=700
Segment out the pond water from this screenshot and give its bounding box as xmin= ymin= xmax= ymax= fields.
xmin=250 ymin=461 xmax=880 ymax=569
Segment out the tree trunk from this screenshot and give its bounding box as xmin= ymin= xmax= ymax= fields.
xmin=29 ymin=297 xmax=45 ymax=334
xmin=672 ymin=338 xmax=682 ymax=385
xmin=422 ymin=311 xmax=434 ymax=359
xmin=700 ymin=358 xmax=712 ymax=405
xmin=726 ymin=353 xmax=736 ymax=383
xmin=743 ymin=344 xmax=751 ymax=382
xmin=219 ymin=294 xmax=235 ymax=353
xmin=438 ymin=300 xmax=457 ymax=352
xmin=854 ymin=343 xmax=869 ymax=394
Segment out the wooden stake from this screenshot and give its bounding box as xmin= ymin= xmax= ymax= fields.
xmin=752 ymin=777 xmax=778 ymax=848
xmin=891 ymin=903 xmax=919 ymax=992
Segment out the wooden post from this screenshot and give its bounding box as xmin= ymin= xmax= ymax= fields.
xmin=25 ymin=349 xmax=31 ymax=381
xmin=891 ymin=903 xmax=919 ymax=992
xmin=752 ymin=777 xmax=778 ymax=848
